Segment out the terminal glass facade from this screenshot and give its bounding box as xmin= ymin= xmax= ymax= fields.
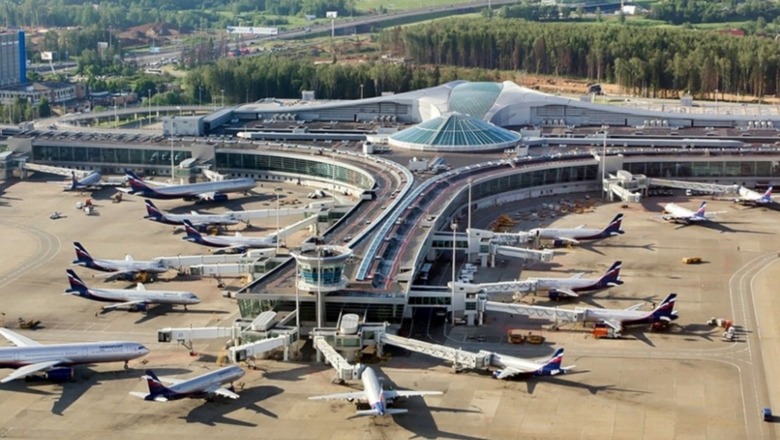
xmin=297 ymin=265 xmax=343 ymax=285
xmin=624 ymin=160 xmax=780 ymax=179
xmin=216 ymin=152 xmax=374 ymax=189
xmin=472 ymin=164 xmax=598 ymax=199
xmin=32 ymin=144 xmax=191 ymax=167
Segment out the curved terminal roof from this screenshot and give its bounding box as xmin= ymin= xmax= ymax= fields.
xmin=448 ymin=82 xmax=503 ymax=119
xmin=388 ymin=112 xmax=521 ymax=152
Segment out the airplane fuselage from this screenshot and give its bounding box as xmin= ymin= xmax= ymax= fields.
xmin=151 ymin=212 xmax=239 ymax=227
xmin=0 ymin=342 xmax=149 ymax=369
xmin=131 ymin=178 xmax=256 ymax=200
xmin=577 ymin=308 xmax=657 ymax=329
xmin=185 ymin=234 xmax=274 ymax=249
xmin=75 ymin=287 xmax=200 ymax=306
xmin=532 ymin=276 xmax=605 ymax=293
xmin=75 ymin=258 xmax=167 ymax=274
xmin=361 ymin=367 xmax=387 ymax=416
xmin=165 ymin=366 xmax=245 ymax=400
xmin=534 ymin=227 xmax=606 ymax=242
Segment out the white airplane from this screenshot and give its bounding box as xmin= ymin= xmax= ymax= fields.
xmin=63 ymin=171 xmax=125 ymax=192
xmin=734 ymin=186 xmax=773 ymax=205
xmin=143 ymin=199 xmax=240 ymax=230
xmin=490 ymin=348 xmax=575 ymax=380
xmin=130 ymin=365 xmax=245 ymax=402
xmin=65 ymin=269 xmax=200 ymax=312
xmin=182 ymin=219 xmax=276 ymax=253
xmin=71 ymin=242 xmax=168 ymax=281
xmin=528 ymin=213 xmax=624 ymax=245
xmin=494 ymin=293 xmax=679 ymax=336
xmin=576 ymin=293 xmax=679 ymax=332
xmin=124 ymin=170 xmax=255 ymax=202
xmin=0 ymin=328 xmax=149 ymax=383
xmin=309 ymin=366 xmax=442 ymax=416
xmin=662 ymin=201 xmax=713 ymax=224
xmin=528 ymin=261 xmax=623 ymax=299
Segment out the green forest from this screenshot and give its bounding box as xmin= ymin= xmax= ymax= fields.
xmin=383 ymin=18 xmax=780 ymax=98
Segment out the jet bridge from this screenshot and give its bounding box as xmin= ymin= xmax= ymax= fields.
xmin=229 ymin=335 xmax=289 ymax=363
xmin=379 ymin=333 xmax=490 ymax=370
xmin=22 ymin=162 xmax=91 ymax=178
xmin=483 ymin=301 xmax=582 ymax=324
xmin=313 ymin=336 xmax=362 ymax=382
xmin=495 ymin=245 xmax=554 ymax=263
xmin=647 ymin=178 xmax=739 ymax=195
xmin=448 ymin=280 xmax=537 ymax=296
xmin=157 ymin=326 xmax=238 ymax=352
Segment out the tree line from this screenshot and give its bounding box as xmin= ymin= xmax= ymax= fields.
xmin=383 ymin=18 xmax=780 ymax=98
xmin=650 ymin=0 xmax=780 ymax=25
xmin=184 ymin=56 xmax=504 ymax=105
xmin=0 ymin=0 xmax=356 ymax=30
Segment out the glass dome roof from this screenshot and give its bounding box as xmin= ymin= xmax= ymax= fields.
xmin=389 ymin=112 xmax=521 ymax=151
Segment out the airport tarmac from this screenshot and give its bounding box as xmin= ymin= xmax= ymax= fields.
xmin=0 ymin=180 xmax=779 ymax=439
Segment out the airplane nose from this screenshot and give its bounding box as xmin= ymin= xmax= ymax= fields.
xmin=139 ymin=345 xmax=150 ymax=355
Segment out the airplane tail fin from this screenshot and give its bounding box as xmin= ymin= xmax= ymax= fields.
xmin=652 ymin=293 xmax=679 ymax=322
xmin=602 ymin=213 xmax=625 ymax=236
xmin=125 ymin=170 xmax=149 ymax=194
xmin=537 ymin=348 xmax=569 ymax=376
xmin=694 ymin=201 xmax=707 ymax=217
xmin=600 ymin=261 xmax=623 ymax=286
xmin=761 ymin=187 xmax=773 ymax=202
xmin=69 ymin=171 xmax=79 ymax=190
xmin=142 ymin=370 xmax=172 ymax=401
xmin=65 ymin=269 xmax=89 ymax=295
xmin=143 ymin=199 xmax=164 ymax=221
xmin=182 ymin=220 xmax=202 ymax=241
xmin=72 ymin=242 xmax=94 ymax=265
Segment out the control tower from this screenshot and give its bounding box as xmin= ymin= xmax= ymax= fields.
xmin=291 ymin=245 xmax=353 ymax=329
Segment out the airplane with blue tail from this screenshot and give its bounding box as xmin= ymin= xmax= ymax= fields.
xmin=122 ymin=170 xmax=255 ymax=202
xmin=734 ymin=186 xmax=773 ymax=206
xmin=71 ymin=242 xmax=168 ymax=281
xmin=65 ymin=269 xmax=200 ymax=312
xmin=309 ymin=366 xmax=442 ymax=416
xmin=64 ymin=171 xmax=124 ymax=192
xmin=662 ymin=201 xmax=716 ymax=224
xmin=528 ymin=261 xmax=623 ymax=298
xmin=528 ymin=213 xmax=625 ymax=245
xmin=143 ymin=199 xmax=240 ymax=230
xmin=490 ymin=348 xmax=575 ymax=380
xmin=130 ymin=365 xmax=245 ymax=402
xmin=182 ymin=219 xmax=276 ymax=253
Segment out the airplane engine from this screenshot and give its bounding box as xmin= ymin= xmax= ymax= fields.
xmin=130 ymin=303 xmax=149 ymax=312
xmin=45 ymin=368 xmax=74 ymax=382
xmin=492 ymin=370 xmax=503 ymax=379
xmin=212 ymin=194 xmax=229 ymax=202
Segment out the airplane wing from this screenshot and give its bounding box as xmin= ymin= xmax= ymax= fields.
xmin=553 ymin=288 xmax=578 ymax=298
xmin=385 ymin=390 xmax=443 ymax=399
xmin=309 ymin=391 xmax=368 ymax=401
xmin=624 ymin=303 xmax=645 ymax=312
xmin=554 ymin=236 xmax=580 ymax=244
xmin=574 ymin=224 xmax=585 ymax=229
xmin=197 ymin=192 xmax=216 ymax=201
xmin=210 ymin=386 xmax=241 ymax=400
xmin=0 ymin=360 xmax=63 ymax=383
xmin=0 ymin=328 xmax=42 ymax=347
xmin=97 ymin=270 xmax=137 ymax=281
xmin=570 ymin=273 xmax=585 ymax=279
xmin=101 ymin=300 xmax=148 ymax=311
xmin=601 ymin=319 xmax=623 ymax=331
xmin=213 ymin=245 xmax=247 ymax=255
xmin=493 ymin=368 xmax=524 ymax=380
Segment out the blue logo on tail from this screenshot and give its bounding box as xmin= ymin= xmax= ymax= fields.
xmin=599 ymin=261 xmax=623 ymax=286
xmin=143 ymin=370 xmax=174 ymax=401
xmin=182 ymin=220 xmax=203 ymax=242
xmin=72 ymin=242 xmax=94 ymax=265
xmin=537 ymin=348 xmax=566 ymax=376
xmin=651 ymin=293 xmax=678 ymax=322
xmin=602 ymin=214 xmax=625 ymax=236
xmin=65 ymin=269 xmax=91 ymax=297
